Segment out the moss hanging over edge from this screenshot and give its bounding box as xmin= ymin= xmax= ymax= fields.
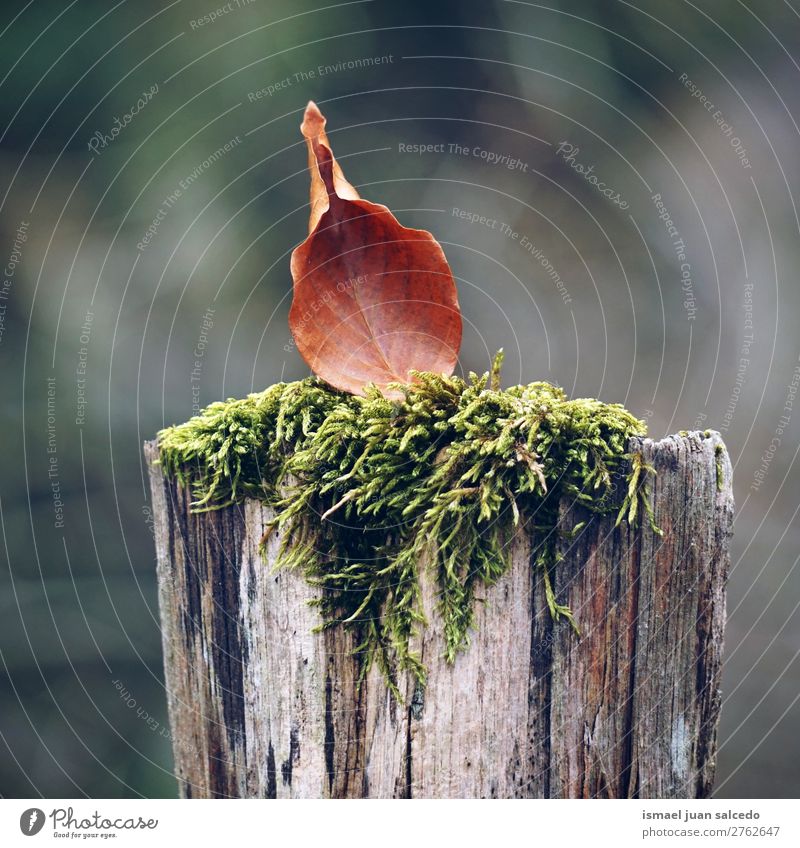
xmin=157 ymin=353 xmax=657 ymax=696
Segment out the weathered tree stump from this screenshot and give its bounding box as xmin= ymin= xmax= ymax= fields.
xmin=145 ymin=430 xmax=733 ymax=799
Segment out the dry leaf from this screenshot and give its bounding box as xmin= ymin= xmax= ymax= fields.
xmin=289 ymin=101 xmax=462 ymax=398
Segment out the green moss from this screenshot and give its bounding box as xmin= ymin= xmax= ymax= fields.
xmin=157 ymin=353 xmax=652 ymax=694
xmin=715 ymin=443 xmax=725 ymax=491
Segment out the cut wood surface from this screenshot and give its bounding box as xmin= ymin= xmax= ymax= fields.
xmin=145 ymin=430 xmax=733 ymax=799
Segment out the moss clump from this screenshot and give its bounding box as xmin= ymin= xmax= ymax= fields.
xmin=158 ymin=354 xmax=651 ymax=694
xmin=715 ymin=443 xmax=725 ymax=491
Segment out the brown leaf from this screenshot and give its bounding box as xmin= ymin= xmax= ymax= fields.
xmin=289 ymin=101 xmax=462 ymax=398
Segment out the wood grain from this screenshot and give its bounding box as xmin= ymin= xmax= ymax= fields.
xmin=145 ymin=430 xmax=732 ymax=798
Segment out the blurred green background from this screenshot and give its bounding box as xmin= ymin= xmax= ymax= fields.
xmin=1 ymin=0 xmax=798 ymax=798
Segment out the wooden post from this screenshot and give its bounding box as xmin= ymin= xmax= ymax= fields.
xmin=145 ymin=430 xmax=733 ymax=799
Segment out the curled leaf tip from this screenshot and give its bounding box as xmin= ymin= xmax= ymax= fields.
xmin=289 ymin=102 xmax=462 ymax=399
xmin=301 ymin=100 xmax=324 ymax=135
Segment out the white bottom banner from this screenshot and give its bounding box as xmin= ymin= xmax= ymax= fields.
xmin=1 ymin=798 xmax=797 ymax=847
